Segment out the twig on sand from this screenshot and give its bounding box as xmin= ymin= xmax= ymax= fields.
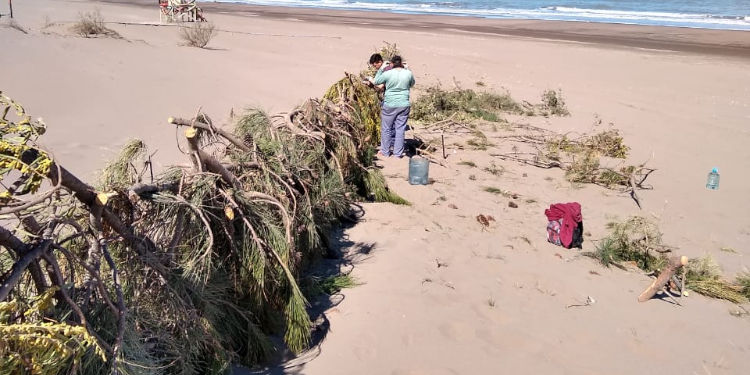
xmin=566 ymin=296 xmax=596 ymax=308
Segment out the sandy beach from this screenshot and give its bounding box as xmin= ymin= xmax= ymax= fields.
xmin=2 ymin=0 xmax=750 ymax=374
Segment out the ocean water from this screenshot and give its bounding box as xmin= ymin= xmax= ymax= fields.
xmin=222 ymin=0 xmax=750 ymax=30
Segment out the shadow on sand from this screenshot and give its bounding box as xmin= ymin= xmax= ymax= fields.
xmin=233 ymin=208 xmax=376 ymax=375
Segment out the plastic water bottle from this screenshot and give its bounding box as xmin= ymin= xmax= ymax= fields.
xmin=706 ymin=167 xmax=720 ymax=190
xmin=408 ymin=156 xmax=429 ymax=185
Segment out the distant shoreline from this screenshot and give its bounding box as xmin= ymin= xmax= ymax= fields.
xmin=103 ymin=0 xmax=750 ymax=58
xmin=206 ymin=1 xmax=750 ymax=32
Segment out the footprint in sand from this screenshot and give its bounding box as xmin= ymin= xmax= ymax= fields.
xmin=401 ymin=331 xmax=415 ymax=347
xmin=438 ymin=321 xmax=474 ymax=342
xmin=352 ymin=345 xmax=377 ymax=361
xmin=352 ymin=332 xmax=378 ymax=361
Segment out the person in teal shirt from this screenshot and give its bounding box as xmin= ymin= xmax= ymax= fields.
xmin=373 ymin=55 xmax=415 ymax=158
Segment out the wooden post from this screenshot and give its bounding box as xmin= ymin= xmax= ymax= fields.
xmin=9 ymin=0 xmax=13 ymax=18
xmin=638 ymin=256 xmax=688 ymax=302
xmin=441 ymin=133 xmax=446 ymax=159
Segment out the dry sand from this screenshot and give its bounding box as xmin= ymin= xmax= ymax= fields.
xmin=2 ymin=1 xmax=750 ymax=374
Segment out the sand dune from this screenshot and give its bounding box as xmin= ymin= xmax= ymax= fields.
xmin=2 ymin=0 xmax=749 ymax=374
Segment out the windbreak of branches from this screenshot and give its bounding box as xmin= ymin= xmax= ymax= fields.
xmin=0 ymin=75 xmax=403 ymax=374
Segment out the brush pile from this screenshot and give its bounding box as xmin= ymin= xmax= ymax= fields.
xmin=488 ymin=124 xmax=654 ymax=207
xmin=0 ymin=75 xmax=403 ymax=374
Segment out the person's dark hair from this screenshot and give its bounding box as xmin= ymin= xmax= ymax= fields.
xmin=390 ymin=55 xmax=404 ymax=68
xmin=369 ymin=53 xmax=383 ymax=65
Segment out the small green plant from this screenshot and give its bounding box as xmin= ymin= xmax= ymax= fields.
xmin=482 ymin=186 xmax=514 ymax=198
xmin=584 ymin=216 xmax=668 ymax=272
xmin=466 ymin=131 xmax=492 ymax=151
xmin=475 ymin=81 xmax=486 ymax=87
xmin=180 ymin=22 xmax=216 ymax=48
xmin=458 ymin=160 xmax=477 ymax=168
xmin=484 ymin=163 xmax=504 ymax=176
xmin=540 ymin=89 xmax=569 ymax=116
xmin=737 ymin=273 xmax=750 ymax=299
xmin=565 ymin=151 xmax=601 ymax=184
xmin=483 ymin=186 xmax=502 ymax=194
xmin=487 ymin=297 xmax=496 ymax=307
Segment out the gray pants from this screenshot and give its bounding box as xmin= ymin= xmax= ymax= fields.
xmin=380 ymin=105 xmax=410 ymax=157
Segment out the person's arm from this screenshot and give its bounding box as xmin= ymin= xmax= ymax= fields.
xmin=374 ymin=65 xmax=389 ymax=85
xmin=409 ymin=72 xmax=415 ymax=88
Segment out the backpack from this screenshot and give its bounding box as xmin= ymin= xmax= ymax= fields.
xmin=546 ymin=219 xmax=584 ymax=249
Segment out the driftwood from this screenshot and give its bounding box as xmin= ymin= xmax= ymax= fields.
xmin=638 ymin=255 xmax=688 ymax=302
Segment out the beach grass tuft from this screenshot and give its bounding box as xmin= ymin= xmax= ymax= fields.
xmin=540 ymin=89 xmax=570 ymax=116
xmin=484 ymin=162 xmax=504 ymax=176
xmin=737 ymin=273 xmax=750 ymax=299
xmin=584 ymin=216 xmax=668 ymax=272
xmin=685 ymin=256 xmax=748 ymax=304
xmin=411 ymin=86 xmax=522 ymax=122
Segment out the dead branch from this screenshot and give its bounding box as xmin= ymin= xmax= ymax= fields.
xmin=0 ymin=237 xmax=52 ymax=302
xmin=46 ymin=162 xmax=170 ymax=278
xmin=101 ymin=241 xmax=126 ymax=368
xmin=42 ymin=251 xmax=113 ymax=354
xmin=169 ymin=116 xmax=251 ymax=152
xmin=185 ymin=128 xmax=242 ymax=188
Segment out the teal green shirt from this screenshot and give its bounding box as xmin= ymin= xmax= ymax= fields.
xmin=374 ymin=66 xmax=415 ymax=108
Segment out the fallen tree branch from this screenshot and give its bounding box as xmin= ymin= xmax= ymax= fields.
xmin=0 ymin=238 xmax=52 ymax=302
xmin=169 ymin=116 xmax=251 ymax=152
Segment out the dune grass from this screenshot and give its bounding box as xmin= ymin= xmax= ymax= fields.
xmin=411 ymin=86 xmax=522 ymax=122
xmin=539 ymin=89 xmax=570 ymax=116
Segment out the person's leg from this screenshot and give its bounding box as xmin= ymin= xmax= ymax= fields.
xmin=392 ymin=106 xmax=411 ymax=157
xmin=380 ymin=106 xmax=397 ymax=156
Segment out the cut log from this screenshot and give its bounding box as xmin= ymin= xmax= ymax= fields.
xmin=638 ymin=255 xmax=688 ymax=302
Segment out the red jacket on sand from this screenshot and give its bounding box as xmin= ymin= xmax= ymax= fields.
xmin=544 ymin=203 xmax=582 ymax=248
